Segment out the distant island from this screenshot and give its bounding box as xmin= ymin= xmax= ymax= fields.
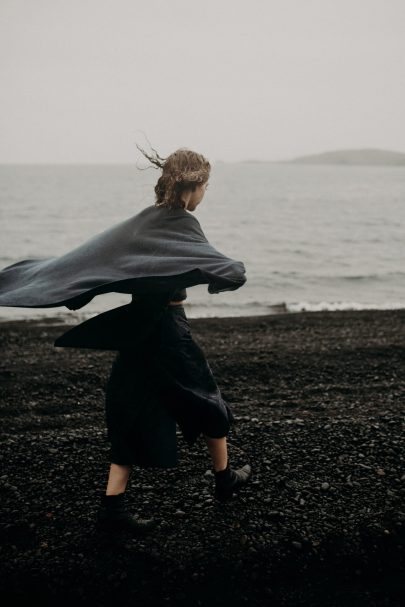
xmin=285 ymin=148 xmax=405 ymax=166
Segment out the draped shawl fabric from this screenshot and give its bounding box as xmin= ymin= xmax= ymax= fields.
xmin=0 ymin=205 xmax=246 ymax=349
xmin=0 ymin=205 xmax=245 ymax=308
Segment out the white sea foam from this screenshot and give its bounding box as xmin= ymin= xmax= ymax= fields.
xmin=1 ymin=299 xmax=404 ymax=324
xmin=286 ymin=301 xmax=405 ymax=313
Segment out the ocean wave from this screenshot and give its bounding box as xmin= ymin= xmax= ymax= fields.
xmin=268 ymin=271 xmax=405 ymax=281
xmin=339 ymin=272 xmax=405 ymax=281
xmin=1 ymin=299 xmax=405 ymax=323
xmin=286 ymin=301 xmax=405 ymax=312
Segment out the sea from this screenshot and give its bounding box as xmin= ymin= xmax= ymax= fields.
xmin=0 ymin=162 xmax=404 ymax=321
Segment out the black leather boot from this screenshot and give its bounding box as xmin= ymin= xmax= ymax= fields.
xmin=97 ymin=493 xmax=157 ymax=534
xmin=214 ymin=463 xmax=252 ymax=502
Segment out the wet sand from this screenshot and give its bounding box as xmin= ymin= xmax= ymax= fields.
xmin=0 ymin=309 xmax=404 ymax=606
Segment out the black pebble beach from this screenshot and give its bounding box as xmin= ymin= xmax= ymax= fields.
xmin=0 ymin=309 xmax=404 ymax=606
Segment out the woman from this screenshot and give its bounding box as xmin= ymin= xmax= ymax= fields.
xmin=97 ymin=148 xmax=252 ymax=533
xmin=0 ymin=147 xmax=252 ymax=535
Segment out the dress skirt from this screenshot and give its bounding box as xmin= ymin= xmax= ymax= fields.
xmin=104 ymin=304 xmax=235 ymax=468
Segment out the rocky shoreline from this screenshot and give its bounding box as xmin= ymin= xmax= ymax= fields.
xmin=0 ymin=309 xmax=404 ymax=606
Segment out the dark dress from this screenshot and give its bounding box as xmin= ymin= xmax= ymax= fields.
xmin=104 ymin=289 xmax=235 ymax=467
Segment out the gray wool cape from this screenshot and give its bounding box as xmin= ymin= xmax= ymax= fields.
xmin=0 ymin=204 xmax=246 ymax=349
xmin=0 ymin=204 xmax=245 ymax=467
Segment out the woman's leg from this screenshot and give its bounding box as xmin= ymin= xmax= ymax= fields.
xmin=105 ymin=463 xmax=133 ymax=495
xmin=203 ymin=435 xmax=228 ymax=472
xmin=204 ymin=434 xmax=252 ymax=501
xmin=98 ymin=463 xmax=156 ymax=531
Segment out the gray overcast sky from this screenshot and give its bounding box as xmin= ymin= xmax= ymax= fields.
xmin=0 ymin=0 xmax=404 ymax=163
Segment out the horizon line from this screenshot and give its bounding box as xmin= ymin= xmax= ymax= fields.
xmin=1 ymin=147 xmax=405 ymax=166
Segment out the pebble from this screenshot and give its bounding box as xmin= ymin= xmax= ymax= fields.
xmin=268 ymin=511 xmax=285 ymax=520
xmin=321 ymin=482 xmax=330 ymax=491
